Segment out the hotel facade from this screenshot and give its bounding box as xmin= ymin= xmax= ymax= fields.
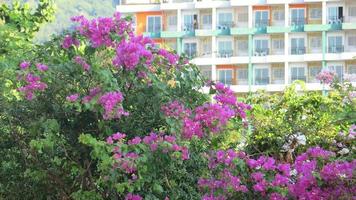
xmin=117 ymin=0 xmax=356 ymax=93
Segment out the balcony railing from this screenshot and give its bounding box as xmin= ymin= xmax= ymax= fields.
xmin=328 ymin=16 xmax=344 ymax=24
xmin=328 ymin=45 xmax=344 ymax=53
xmin=182 ymin=23 xmax=198 ymax=31
xmin=255 ymin=77 xmax=270 ymax=85
xmin=217 ymin=22 xmax=234 ymax=29
xmin=255 ymin=19 xmax=269 ymax=28
xmin=254 ymin=48 xmax=269 ymax=56
xmin=291 ymin=47 xmax=306 ymax=55
xmin=218 ymin=50 xmax=233 ymax=58
xmin=184 ymin=51 xmax=197 ymax=59
xmin=291 ymin=75 xmax=306 ymax=82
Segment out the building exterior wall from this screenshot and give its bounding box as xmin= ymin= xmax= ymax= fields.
xmin=118 ymin=0 xmax=356 ymax=93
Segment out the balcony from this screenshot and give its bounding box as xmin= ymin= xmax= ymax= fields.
xmin=181 ymin=23 xmax=197 ymax=37
xmin=304 ymin=24 xmax=331 ymax=32
xmin=267 ymin=26 xmax=290 ymax=34
xmin=254 ymin=48 xmax=269 ymax=56
xmin=215 ymin=22 xmax=233 ymax=35
xmin=255 ymin=77 xmax=270 ymax=85
xmin=291 ymin=47 xmax=306 ymax=55
xmin=184 ymin=51 xmax=197 ymax=59
xmin=143 ymin=31 xmax=161 ymax=38
xmin=255 ymin=19 xmax=269 ymax=34
xmin=120 ymin=0 xmax=160 ymax=5
xmin=218 ymin=50 xmax=233 ymax=58
xmin=230 ymin=27 xmax=255 ymax=35
xmin=328 ymin=45 xmax=344 ymax=53
xmin=161 ymin=31 xmax=186 ymax=38
xmin=342 ymin=16 xmax=356 ymax=30
xmin=327 ymin=16 xmax=343 ymax=30
xmin=291 ymin=75 xmax=306 ymax=82
xmin=290 ymin=18 xmax=305 ymax=32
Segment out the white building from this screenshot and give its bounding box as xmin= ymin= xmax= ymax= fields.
xmin=117 ymin=0 xmax=356 ymax=93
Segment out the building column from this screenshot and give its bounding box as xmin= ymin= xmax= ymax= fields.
xmin=177 ymin=38 xmax=182 ymax=55
xmin=284 ymin=32 xmax=289 ymax=85
xmin=211 ymin=7 xmax=217 ymax=82
xmin=248 ymin=5 xmax=253 ymax=29
xmin=212 ymin=64 xmax=217 ymax=81
xmin=285 ymin=3 xmax=289 ymax=27
xmin=322 ymin=1 xmax=327 ymax=25
xmin=322 ymin=31 xmax=327 ymax=69
xmin=177 ymin=9 xmax=182 ymax=31
xmin=248 ymin=34 xmax=253 ymax=90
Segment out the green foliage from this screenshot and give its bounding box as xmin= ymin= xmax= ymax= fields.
xmin=245 ymin=82 xmax=355 ymax=158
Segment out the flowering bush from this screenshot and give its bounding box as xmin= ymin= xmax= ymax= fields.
xmin=1 ymin=6 xmax=355 ymax=200
xmin=316 ymin=70 xmax=336 ymax=85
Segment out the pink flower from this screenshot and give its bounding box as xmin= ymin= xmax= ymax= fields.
xmin=125 ymin=193 xmax=142 ymax=200
xmin=35 ymin=63 xmax=49 ymax=72
xmin=112 ymin=132 xmax=126 ymax=141
xmin=128 ymin=137 xmax=141 ymax=145
xmin=73 ymin=56 xmax=90 ymax=71
xmin=19 ymin=61 xmax=31 ymax=70
xmin=66 ymin=93 xmax=79 ymax=102
xmin=62 ymin=35 xmax=80 ymax=49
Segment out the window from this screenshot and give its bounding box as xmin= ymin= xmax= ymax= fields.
xmin=328 ymin=36 xmax=343 ymax=53
xmin=291 ymin=38 xmax=305 ymax=54
xmin=291 ymin=8 xmax=305 ymax=25
xmin=255 ymin=39 xmax=269 ymax=55
xmin=218 ymin=13 xmax=233 ymax=28
xmin=272 ymin=39 xmax=284 ymax=50
xmin=218 ymin=69 xmax=233 ymax=85
xmin=168 ymin=15 xmax=177 ymax=27
xmin=349 ymin=7 xmax=356 ymax=17
xmin=272 ymin=67 xmax=284 ymax=84
xmin=348 ymin=36 xmax=356 ymax=47
xmin=255 ymin=68 xmax=269 ymax=85
xmin=349 ymin=65 xmax=356 ymax=74
xmin=328 ymin=65 xmax=343 ymax=82
xmin=310 ymin=8 xmax=322 ymax=19
xmin=202 ymin=14 xmax=212 ymax=29
xmin=218 ymin=41 xmax=233 ymax=57
xmin=291 ymin=67 xmax=306 ymax=82
xmin=237 ymin=40 xmax=248 ymax=56
xmin=183 ymin=42 xmax=197 ymax=58
xmin=147 ymin=16 xmax=161 ymax=33
xmin=273 ymin=10 xmax=285 ymax=21
xmin=255 ymin=11 xmax=269 ymax=27
xmin=237 ymin=68 xmax=248 ymax=85
xmin=199 ymin=66 xmax=212 ymax=80
xmin=328 ymin=7 xmax=343 ymax=21
xmin=183 ymin=14 xmax=197 ymax=31
xmin=202 ymin=41 xmax=211 ymax=56
xmin=237 ymin=13 xmax=248 ymax=22
xmin=308 ymin=66 xmax=321 ymax=83
xmin=310 ymin=37 xmax=322 ymax=48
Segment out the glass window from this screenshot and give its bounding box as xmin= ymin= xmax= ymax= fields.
xmin=238 ymin=13 xmax=248 ymax=22
xmin=183 ymin=42 xmax=197 ymax=58
xmin=199 ymin=66 xmax=212 ymax=80
xmin=291 ymin=38 xmax=305 ymax=54
xmin=255 ymin=68 xmax=269 ymax=85
xmin=183 ymin=14 xmax=197 ymax=31
xmin=328 ymin=65 xmax=343 ymax=82
xmin=147 ymin=16 xmax=161 ymax=33
xmin=308 ymin=66 xmax=321 ymax=83
xmin=328 ymin=36 xmax=343 ymax=53
xmin=349 ymin=7 xmax=356 ymax=17
xmin=310 ymin=37 xmax=322 ymax=48
xmin=255 ymin=39 xmax=268 ymax=50
xmin=218 ymin=13 xmax=233 ymax=28
xmin=255 ymin=11 xmax=269 ymax=27
xmin=273 ymin=10 xmax=285 ymax=21
xmin=291 ymin=9 xmax=305 ymax=25
xmin=218 ymin=69 xmax=233 ymax=85
xmin=272 ymin=39 xmax=284 ymax=50
xmin=291 ymin=67 xmax=306 ymax=82
xmin=237 ymin=68 xmax=248 ymax=85
xmin=272 ymin=67 xmax=284 ymax=84
xmin=202 ymin=42 xmax=211 ymax=56
xmin=310 ymin=8 xmax=322 ymax=19
xmin=168 ymin=15 xmax=177 ymax=26
xmin=218 ymin=41 xmax=233 ymax=56
xmin=237 ymin=40 xmax=248 ymax=56
xmin=348 ymin=36 xmax=356 ymax=47
xmin=328 ymin=7 xmax=343 ymax=21
xmin=202 ymin=14 xmax=212 ymax=28
xmin=349 ymin=65 xmax=356 ymax=74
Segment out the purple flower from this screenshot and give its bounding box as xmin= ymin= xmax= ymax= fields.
xmin=112 ymin=132 xmax=126 ymax=141
xmin=66 ymin=93 xmax=79 ymax=102
xmin=62 ymin=35 xmax=80 ymax=49
xmin=73 ymin=56 xmax=90 ymax=71
xmin=125 ymin=193 xmax=142 ymax=200
xmin=19 ymin=61 xmax=31 ymax=70
xmin=98 ymin=91 xmax=127 ymax=120
xmin=35 ymin=63 xmax=49 ymax=72
xmin=316 ymin=70 xmax=335 ymax=84
xmin=128 ymin=137 xmax=141 ymax=145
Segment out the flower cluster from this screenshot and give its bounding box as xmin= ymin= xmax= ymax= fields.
xmin=113 ymin=35 xmax=154 ymax=70
xmin=70 ymin=13 xmax=132 ymax=48
xmin=316 ymin=70 xmax=335 ymax=84
xmin=61 ymin=35 xmax=80 ymax=49
xmin=17 ymin=61 xmax=48 ymax=100
xmin=73 ymin=56 xmax=90 ymax=71
xmin=98 ymin=91 xmax=128 ymax=120
xmin=199 ymin=147 xmax=356 ymax=200
xmin=162 ymin=83 xmax=251 ymax=139
xmin=157 ymin=48 xmax=179 ymax=65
